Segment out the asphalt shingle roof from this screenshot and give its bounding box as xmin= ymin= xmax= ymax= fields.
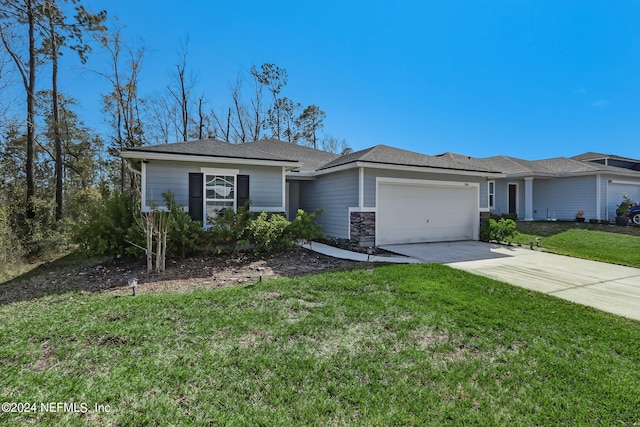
xmin=318 ymin=145 xmax=500 ymax=173
xmin=121 ymin=138 xmax=297 ymax=163
xmin=437 ymin=152 xmax=640 ymax=178
xmin=121 ymin=139 xmax=640 ymax=179
xmin=571 ymin=152 xmax=640 ymax=163
xmin=244 ymin=139 xmax=339 ymax=171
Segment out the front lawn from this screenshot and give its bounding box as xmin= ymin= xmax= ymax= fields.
xmin=1 ymin=264 xmax=639 ymax=426
xmin=513 ymin=222 xmax=640 ymax=268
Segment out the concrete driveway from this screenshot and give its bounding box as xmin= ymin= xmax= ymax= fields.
xmin=381 ymin=241 xmax=640 ymax=322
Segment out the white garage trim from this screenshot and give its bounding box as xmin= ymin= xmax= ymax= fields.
xmin=375 ymin=178 xmax=480 ymax=245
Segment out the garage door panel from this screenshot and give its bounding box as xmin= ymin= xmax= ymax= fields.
xmin=377 ymin=182 xmax=477 ymax=245
xmin=608 ymin=183 xmax=640 ymax=219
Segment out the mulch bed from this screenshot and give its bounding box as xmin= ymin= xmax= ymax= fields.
xmin=0 ymin=248 xmax=357 ymax=304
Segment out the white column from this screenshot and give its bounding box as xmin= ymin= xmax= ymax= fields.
xmin=524 ymin=177 xmax=534 ymax=221
xmin=359 ymin=167 xmax=364 ymax=208
xmin=596 ymin=175 xmax=601 ymax=220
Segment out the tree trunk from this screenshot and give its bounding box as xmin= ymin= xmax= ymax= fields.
xmin=146 ymin=213 xmax=153 ymax=274
xmin=155 ymin=228 xmax=161 ymax=273
xmin=180 ymin=66 xmax=188 ymax=141
xmin=161 ymin=230 xmax=167 ymax=272
xmin=49 ymin=9 xmax=63 ymax=222
xmin=25 ymin=0 xmax=37 ymax=219
xmin=198 ymin=95 xmax=204 ymax=140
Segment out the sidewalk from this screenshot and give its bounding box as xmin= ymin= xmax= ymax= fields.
xmin=301 ymin=242 xmax=420 ymax=263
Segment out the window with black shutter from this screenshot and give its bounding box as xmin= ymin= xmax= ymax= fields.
xmin=237 ymin=174 xmax=250 ymax=209
xmin=188 ymin=172 xmax=203 ymax=222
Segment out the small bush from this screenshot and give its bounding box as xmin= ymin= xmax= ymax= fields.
xmin=482 ymin=218 xmax=518 ymax=244
xmin=248 ymin=212 xmax=291 ymax=252
xmin=0 ymin=205 xmax=24 ymax=266
xmin=286 ymin=208 xmax=325 ymax=244
xmin=74 ymin=190 xmax=139 ymax=257
xmin=616 ymin=194 xmax=633 ymax=217
xmin=203 ymin=202 xmax=254 ymax=254
xmin=163 ymin=192 xmax=203 ymax=258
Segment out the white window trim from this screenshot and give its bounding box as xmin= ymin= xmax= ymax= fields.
xmin=488 ymin=180 xmax=495 ymax=210
xmin=202 ymin=168 xmax=240 ymax=225
xmin=201 ymin=167 xmax=240 ymax=175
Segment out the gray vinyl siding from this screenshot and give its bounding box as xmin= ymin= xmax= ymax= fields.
xmin=298 ymin=169 xmax=359 ymax=239
xmin=531 ymin=176 xmax=597 ymax=220
xmin=286 ymin=180 xmax=300 ymax=220
xmin=145 ymin=161 xmax=190 ymax=207
xmin=363 ymin=168 xmax=487 ymax=208
xmin=144 ymin=160 xmax=283 ymax=210
xmin=491 ymin=180 xmax=512 ymax=216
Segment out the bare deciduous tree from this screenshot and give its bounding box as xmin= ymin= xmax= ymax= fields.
xmin=299 ymin=104 xmax=325 ymax=149
xmin=95 ymin=26 xmax=145 ymax=191
xmin=254 ymin=63 xmax=288 ymax=139
xmin=166 ymin=40 xmax=195 ymax=142
xmin=0 ymin=0 xmax=40 ymax=218
xmin=41 ymin=0 xmax=106 ymax=221
xmin=320 ymin=134 xmax=350 ymax=154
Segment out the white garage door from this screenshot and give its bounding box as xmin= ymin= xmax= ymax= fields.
xmin=608 ymin=182 xmax=640 ymax=219
xmin=377 ymin=180 xmax=479 ymax=245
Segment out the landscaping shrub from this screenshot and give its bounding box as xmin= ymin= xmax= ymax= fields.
xmin=203 ymin=202 xmax=254 ymax=254
xmin=73 ymin=189 xmax=139 ymax=257
xmin=0 ymin=205 xmax=23 ymax=267
xmin=481 ymin=217 xmax=518 ymax=243
xmin=163 ymin=192 xmax=203 ymax=258
xmin=286 ymin=208 xmax=325 ymax=244
xmin=248 ymin=211 xmax=291 ymax=252
xmin=202 ymin=207 xmax=325 ymax=254
xmin=616 ymin=194 xmax=633 ymax=217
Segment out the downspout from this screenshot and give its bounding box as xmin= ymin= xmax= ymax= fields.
xmin=125 ymin=159 xmax=142 ymax=176
xmin=126 ymin=158 xmax=146 ymax=211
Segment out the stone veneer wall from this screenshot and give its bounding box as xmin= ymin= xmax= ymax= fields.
xmin=350 ymin=211 xmax=376 ymax=245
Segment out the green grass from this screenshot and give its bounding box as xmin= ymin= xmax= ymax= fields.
xmin=1 ymin=264 xmax=639 ymax=426
xmin=513 ymin=222 xmax=640 ymax=268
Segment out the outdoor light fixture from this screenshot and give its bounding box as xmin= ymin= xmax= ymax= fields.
xmin=128 ymin=278 xmax=138 ymax=296
xmin=257 ymin=267 xmax=265 ymax=281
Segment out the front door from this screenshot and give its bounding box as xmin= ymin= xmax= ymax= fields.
xmin=508 ymin=183 xmax=518 ymax=216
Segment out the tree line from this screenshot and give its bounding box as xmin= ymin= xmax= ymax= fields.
xmin=0 ymin=0 xmax=349 ymax=266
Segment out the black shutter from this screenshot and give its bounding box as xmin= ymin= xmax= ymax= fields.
xmin=237 ymin=174 xmax=250 ymax=209
xmin=188 ymin=173 xmax=203 ymax=222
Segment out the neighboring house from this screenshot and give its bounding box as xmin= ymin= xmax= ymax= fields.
xmin=120 ymin=139 xmax=640 ymax=246
xmin=437 ymin=152 xmax=640 ymax=221
xmin=571 ymin=152 xmax=640 ymax=171
xmin=120 ymin=139 xmax=503 ymax=246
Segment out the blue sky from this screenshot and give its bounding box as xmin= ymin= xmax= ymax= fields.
xmin=58 ymin=1 xmax=640 ymax=159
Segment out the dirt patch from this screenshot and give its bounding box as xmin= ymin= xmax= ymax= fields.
xmin=0 ymin=248 xmax=356 ymax=304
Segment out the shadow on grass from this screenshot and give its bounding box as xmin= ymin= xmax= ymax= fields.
xmin=0 ymin=248 xmax=357 ymax=306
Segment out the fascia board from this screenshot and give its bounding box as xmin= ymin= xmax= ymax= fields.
xmin=120 ymin=151 xmax=298 ymax=168
xmin=315 ymin=161 xmax=505 ymax=178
